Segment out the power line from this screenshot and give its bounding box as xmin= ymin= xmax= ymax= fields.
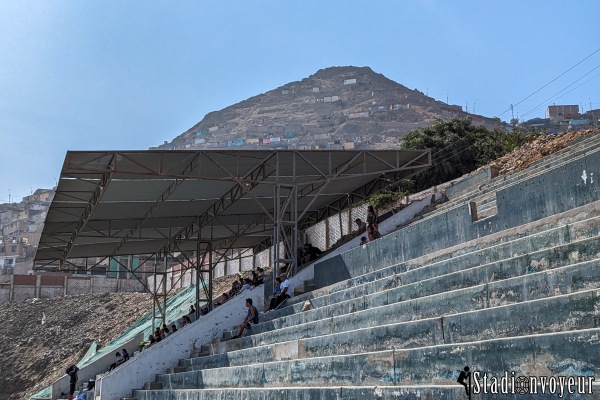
xmin=498 ymin=48 xmax=600 ymax=117
xmin=522 ymin=73 xmax=600 ymax=119
xmin=520 ymin=64 xmax=600 ymax=119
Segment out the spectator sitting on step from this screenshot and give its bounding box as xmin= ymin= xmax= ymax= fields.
xmin=228 ymin=279 xmax=241 ymax=298
xmin=354 ymin=218 xmax=367 ymax=234
xmin=233 ymin=298 xmax=259 ymax=339
xmin=148 ymin=334 xmax=156 ymax=345
xmin=214 ymin=292 xmax=230 ymax=307
xmin=359 ymin=236 xmax=368 ymax=245
xmin=267 ymin=273 xmax=292 ymax=310
xmin=301 ymin=243 xmax=323 ymax=264
xmin=182 ymin=315 xmax=192 ymax=326
xmin=155 ymin=326 xmax=164 ymax=340
xmin=171 ymin=324 xmax=178 ymax=333
xmin=162 ymin=324 xmax=171 ymax=337
xmin=238 ymin=278 xmax=255 ymax=294
xmin=256 ymin=267 xmax=265 ymax=284
xmin=108 ymin=352 xmax=125 ymax=371
xmin=262 ymin=277 xmax=282 ymax=312
xmin=121 ymin=348 xmax=130 ymax=361
xmin=251 ymin=270 xmax=260 ymax=286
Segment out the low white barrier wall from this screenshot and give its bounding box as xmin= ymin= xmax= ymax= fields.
xmin=96 ymin=288 xmax=264 ymax=400
xmin=50 ymin=333 xmax=143 ymax=399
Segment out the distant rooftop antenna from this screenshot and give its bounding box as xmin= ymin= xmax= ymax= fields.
xmin=510 ymin=104 xmax=515 ymax=120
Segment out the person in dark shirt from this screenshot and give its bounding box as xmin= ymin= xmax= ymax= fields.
xmin=233 ymin=298 xmax=259 ymax=339
xmin=66 ymin=365 xmax=79 ymax=399
xmin=108 ymin=352 xmax=125 ymax=371
xmin=301 ymin=243 xmax=323 ymax=264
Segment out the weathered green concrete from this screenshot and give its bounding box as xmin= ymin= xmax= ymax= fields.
xmin=254 ymin=235 xmax=600 ymax=341
xmin=315 ymin=143 xmax=600 ymax=287
xmin=267 ymin=215 xmax=599 ymax=326
xmin=133 ymin=383 xmax=600 ymax=400
xmin=133 ymin=387 xmax=344 ymax=400
xmin=160 ymin=329 xmax=600 ymax=390
xmin=206 ymin=258 xmax=600 ymax=366
xmin=182 ymin=288 xmax=599 ymax=372
xmin=394 ymin=329 xmax=600 ymax=385
xmin=163 ymin=351 xmax=396 ymax=389
xmin=130 ymin=137 xmax=600 ymax=400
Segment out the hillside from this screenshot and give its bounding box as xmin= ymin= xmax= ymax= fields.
xmin=0 ymin=293 xmax=153 ymax=400
xmin=156 ymin=66 xmax=502 ymax=151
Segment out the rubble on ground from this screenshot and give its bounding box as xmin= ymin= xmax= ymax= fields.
xmin=0 ymin=292 xmax=153 ymax=400
xmin=488 ymin=128 xmax=598 ymax=175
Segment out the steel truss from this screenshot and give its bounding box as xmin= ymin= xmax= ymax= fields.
xmin=34 ymin=149 xmax=431 ymax=323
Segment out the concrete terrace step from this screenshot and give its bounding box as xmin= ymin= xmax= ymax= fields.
xmin=158 ymin=328 xmax=600 ymax=390
xmin=119 ymin=138 xmax=600 ymax=400
xmin=433 ymin=131 xmax=600 ymax=211
xmin=133 ymin=383 xmax=600 ymax=400
xmin=263 ymin=211 xmax=600 ymax=323
xmin=185 ymin=259 xmax=600 ymax=366
xmin=183 ymin=288 xmax=600 ymax=372
xmin=419 ymin=135 xmax=600 ymax=219
xmin=249 ymin=232 xmax=600 ymax=338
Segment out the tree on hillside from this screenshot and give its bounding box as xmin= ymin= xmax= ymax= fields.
xmin=399 ymin=118 xmax=536 ymax=192
xmin=473 ymin=126 xmax=536 ymax=166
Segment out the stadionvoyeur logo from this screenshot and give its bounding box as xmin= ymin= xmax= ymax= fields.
xmin=457 ymin=366 xmax=595 ymax=398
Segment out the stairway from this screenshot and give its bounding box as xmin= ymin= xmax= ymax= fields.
xmin=102 ymin=130 xmax=600 ymax=400
xmin=130 ymin=201 xmax=600 ymax=399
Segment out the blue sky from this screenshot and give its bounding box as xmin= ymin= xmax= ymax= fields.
xmin=1 ymin=0 xmax=599 ymax=202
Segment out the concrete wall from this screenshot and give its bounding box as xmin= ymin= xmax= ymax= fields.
xmin=50 ymin=333 xmax=143 ymax=399
xmin=314 ymin=148 xmax=600 ymax=286
xmin=314 ymin=194 xmax=442 ymax=288
xmin=444 ymin=166 xmax=498 ymax=200
xmin=96 ymin=287 xmax=264 ymax=400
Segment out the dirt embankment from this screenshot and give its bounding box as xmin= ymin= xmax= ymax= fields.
xmin=0 ymin=292 xmax=153 ymax=400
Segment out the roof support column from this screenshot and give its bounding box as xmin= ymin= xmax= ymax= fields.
xmin=273 ymin=184 xmax=298 ymax=280
xmin=196 ymin=239 xmax=213 ymax=313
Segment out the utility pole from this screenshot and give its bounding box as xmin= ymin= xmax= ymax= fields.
xmin=510 ymin=104 xmax=515 ymax=121
xmin=591 ymin=98 xmax=596 ymax=126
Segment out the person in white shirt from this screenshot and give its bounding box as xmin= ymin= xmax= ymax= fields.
xmin=238 ymin=278 xmax=255 ymax=294
xmin=268 ymin=273 xmax=292 ymax=310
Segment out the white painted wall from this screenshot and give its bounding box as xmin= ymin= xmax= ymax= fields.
xmin=96 ymin=288 xmax=264 ymax=400
xmin=314 ymin=193 xmax=443 ymax=265
xmin=50 ymin=333 xmax=143 ymax=399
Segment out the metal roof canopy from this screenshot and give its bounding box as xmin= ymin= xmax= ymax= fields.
xmin=35 ymin=149 xmax=431 ymax=270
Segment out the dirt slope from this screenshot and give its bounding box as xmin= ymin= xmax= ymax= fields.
xmin=0 ymin=292 xmax=153 ymax=400
xmin=488 ymin=128 xmax=598 ymax=175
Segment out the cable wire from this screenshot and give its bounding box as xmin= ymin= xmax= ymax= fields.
xmin=520 ymin=64 xmax=600 ymax=119
xmin=498 ymin=48 xmax=600 ymax=117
